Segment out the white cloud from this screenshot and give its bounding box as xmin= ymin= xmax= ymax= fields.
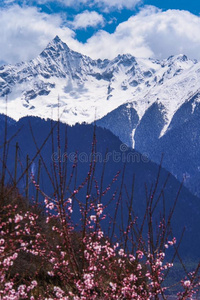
xmin=35 ymin=0 xmax=89 ymax=6
xmin=8 ymin=0 xmax=141 ymax=10
xmin=1 ymin=5 xmax=200 ymax=65
xmin=74 ymin=6 xmax=200 ymax=60
xmin=92 ymin=0 xmax=141 ymax=10
xmin=3 ymin=0 xmax=16 ymax=3
xmin=70 ymin=10 xmax=104 ymax=29
xmin=0 ymin=5 xmax=76 ymax=64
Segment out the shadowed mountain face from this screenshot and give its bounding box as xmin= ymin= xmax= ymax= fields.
xmin=0 ymin=115 xmax=199 ymax=259
xmin=96 ymin=103 xmax=139 ymax=147
xmin=97 ymin=92 xmax=200 ymax=197
xmin=134 ymin=92 xmax=200 ymax=196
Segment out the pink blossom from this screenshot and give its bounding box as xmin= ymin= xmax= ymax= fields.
xmin=67 ymin=198 xmax=72 ymax=203
xmin=110 ymin=282 xmax=117 ymax=291
xmin=118 ymin=248 xmax=125 ymax=256
xmin=68 ymin=206 xmax=73 ymax=213
xmin=183 ymin=280 xmax=191 ymax=287
xmin=14 ymin=214 xmax=23 ymax=223
xmin=90 ymin=215 xmax=96 ymax=222
xmin=0 ymin=238 xmax=5 ymax=245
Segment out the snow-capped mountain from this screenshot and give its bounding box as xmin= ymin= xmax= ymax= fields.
xmin=1 ymin=36 xmax=200 ymax=196
xmin=0 ymin=36 xmax=198 ymax=139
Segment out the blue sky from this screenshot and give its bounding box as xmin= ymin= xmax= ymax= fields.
xmin=144 ymin=0 xmax=200 ymax=14
xmin=0 ymin=0 xmax=200 ymax=65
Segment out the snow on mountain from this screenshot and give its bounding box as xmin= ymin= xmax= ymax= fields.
xmin=2 ymin=36 xmax=200 ymax=197
xmin=0 ymin=35 xmax=199 ymax=147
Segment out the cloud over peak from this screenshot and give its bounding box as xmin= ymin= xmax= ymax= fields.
xmin=70 ymin=10 xmax=105 ymax=29
xmin=1 ymin=4 xmax=200 ymax=65
xmin=0 ymin=5 xmax=75 ymax=64
xmin=76 ymin=6 xmax=200 ymax=60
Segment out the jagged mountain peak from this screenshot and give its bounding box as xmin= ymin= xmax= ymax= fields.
xmin=162 ymin=54 xmax=196 ymax=71
xmin=39 ymin=36 xmax=74 ymax=63
xmin=38 ymin=36 xmax=93 ymax=75
xmin=167 ymin=54 xmax=188 ymax=62
xmin=52 ymin=35 xmax=63 ymax=43
xmin=40 ymin=35 xmax=70 ymax=54
xmin=166 ymin=53 xmax=197 ymax=63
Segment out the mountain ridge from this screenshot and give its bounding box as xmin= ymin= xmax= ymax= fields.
xmin=0 ymin=35 xmax=198 ymax=139
xmin=1 ymin=36 xmax=200 ymax=196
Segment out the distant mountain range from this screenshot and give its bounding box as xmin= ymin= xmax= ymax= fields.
xmin=1 ymin=36 xmax=200 ymax=196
